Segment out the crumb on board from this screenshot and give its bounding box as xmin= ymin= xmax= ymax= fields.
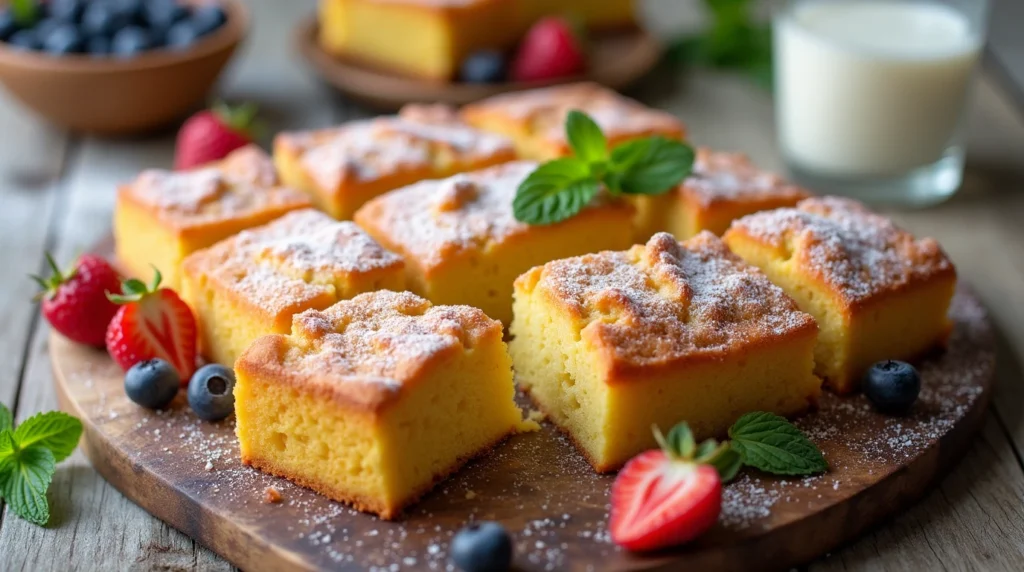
xmin=264 ymin=486 xmax=283 ymax=504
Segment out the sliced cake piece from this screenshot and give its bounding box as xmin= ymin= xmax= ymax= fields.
xmin=181 ymin=209 xmax=405 ymax=366
xmin=273 ymin=104 xmax=516 ymax=220
xmin=509 ymin=232 xmax=821 ymax=472
xmin=723 ymin=197 xmax=957 ymax=393
xmin=353 ymin=161 xmax=636 ymax=324
xmin=460 ymin=82 xmax=685 ymax=160
xmin=113 ymin=145 xmax=311 ymax=290
xmin=636 ymin=148 xmax=812 ymax=241
xmin=234 ymin=290 xmax=530 ymax=519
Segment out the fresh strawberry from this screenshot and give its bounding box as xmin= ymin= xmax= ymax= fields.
xmin=106 ymin=269 xmax=197 ymax=382
xmin=610 ymin=423 xmax=739 ymax=552
xmin=511 ymin=17 xmax=586 ymax=82
xmin=174 ymin=101 xmax=261 ymax=170
xmin=32 ymin=253 xmax=122 ymax=347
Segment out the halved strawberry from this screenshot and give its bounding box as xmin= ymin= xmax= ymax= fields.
xmin=609 ymin=423 xmax=740 ymax=552
xmin=105 ymin=269 xmax=197 ymax=383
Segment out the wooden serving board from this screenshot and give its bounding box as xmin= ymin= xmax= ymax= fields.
xmin=51 ymin=286 xmax=994 ymax=572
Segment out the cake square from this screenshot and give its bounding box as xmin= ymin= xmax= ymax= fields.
xmin=509 ymin=232 xmax=821 ymax=472
xmin=113 ymin=145 xmax=312 ymax=290
xmin=234 ymin=290 xmax=529 ymax=519
xmin=273 ymin=104 xmax=516 ymax=220
xmin=723 ymin=197 xmax=957 ymax=393
xmin=461 ymin=82 xmax=686 ymax=160
xmin=353 ymin=161 xmax=636 ymax=324
xmin=519 ymin=0 xmax=636 ymax=30
xmin=319 ymin=0 xmax=521 ymax=80
xmin=181 ymin=209 xmax=405 ymax=367
xmin=636 ymin=148 xmax=812 ymax=241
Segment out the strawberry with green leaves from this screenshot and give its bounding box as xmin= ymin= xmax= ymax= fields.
xmin=32 ymin=253 xmax=122 ymax=347
xmin=174 ymin=101 xmax=262 ymax=170
xmin=106 ymin=269 xmax=197 ymax=382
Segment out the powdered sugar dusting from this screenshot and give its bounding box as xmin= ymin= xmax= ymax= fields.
xmin=64 ymin=287 xmax=991 ymax=570
xmin=731 ymin=196 xmax=955 ymax=303
xmin=532 ymin=232 xmax=816 ymax=368
xmin=682 ymin=148 xmax=810 ymax=207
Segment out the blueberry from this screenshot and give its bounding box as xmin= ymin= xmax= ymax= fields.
xmin=86 ymin=34 xmax=111 ymax=56
xmin=7 ymin=29 xmax=41 ymax=50
xmin=111 ymin=25 xmax=151 ymax=57
xmin=191 ymin=5 xmax=226 ymax=36
xmin=110 ymin=0 xmax=145 ymax=25
xmin=0 ymin=10 xmax=20 ymax=42
xmin=460 ymin=50 xmax=507 ymax=84
xmin=42 ymin=22 xmax=85 ymax=54
xmin=49 ymin=0 xmax=86 ymax=23
xmin=864 ymin=360 xmax=921 ymax=414
xmin=82 ymin=2 xmax=128 ymax=37
xmin=32 ymin=17 xmax=62 ymax=40
xmin=188 ymin=364 xmax=236 ymax=421
xmin=143 ymin=0 xmax=188 ymax=30
xmin=125 ymin=359 xmax=181 ymax=409
xmin=450 ymin=522 xmax=512 ymax=572
xmin=164 ymin=19 xmax=201 ymax=49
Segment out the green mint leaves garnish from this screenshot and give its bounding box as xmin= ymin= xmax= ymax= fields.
xmin=657 ymin=412 xmax=826 ymax=483
xmin=513 ymin=110 xmax=694 ymax=225
xmin=728 ymin=412 xmax=828 ymax=476
xmin=0 ymin=403 xmax=83 ymax=526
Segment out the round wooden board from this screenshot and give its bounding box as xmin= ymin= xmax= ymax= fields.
xmin=51 ymin=276 xmax=994 ymax=572
xmin=293 ymin=17 xmax=663 ymax=111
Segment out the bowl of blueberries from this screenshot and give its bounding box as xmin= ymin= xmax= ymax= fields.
xmin=0 ymin=0 xmax=247 ymax=135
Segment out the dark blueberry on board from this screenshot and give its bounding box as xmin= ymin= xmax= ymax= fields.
xmin=124 ymin=359 xmax=181 ymax=410
xmin=82 ymin=2 xmax=129 ymax=37
xmin=460 ymin=50 xmax=507 ymax=83
xmin=187 ymin=364 xmax=236 ymax=422
xmin=450 ymin=522 xmax=513 ymax=572
xmin=49 ymin=0 xmax=86 ymax=24
xmin=863 ymin=360 xmax=921 ymax=414
xmin=42 ymin=23 xmax=86 ymax=54
xmin=191 ymin=4 xmax=226 ymax=36
xmin=7 ymin=29 xmax=41 ymax=51
xmin=111 ymin=25 xmax=152 ymax=57
xmin=164 ymin=19 xmax=200 ymax=50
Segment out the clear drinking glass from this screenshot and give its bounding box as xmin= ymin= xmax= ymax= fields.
xmin=773 ymin=0 xmax=989 ymax=207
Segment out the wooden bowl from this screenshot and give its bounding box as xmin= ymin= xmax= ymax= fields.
xmin=294 ymin=16 xmax=662 ymax=111
xmin=0 ymin=0 xmax=248 ymax=135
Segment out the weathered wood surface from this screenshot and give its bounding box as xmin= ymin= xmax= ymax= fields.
xmin=2 ymin=0 xmax=1024 ymax=570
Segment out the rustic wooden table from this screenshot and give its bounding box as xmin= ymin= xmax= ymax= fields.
xmin=2 ymin=1 xmax=1023 ymax=570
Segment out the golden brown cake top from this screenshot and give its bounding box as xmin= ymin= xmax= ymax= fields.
xmin=276 ymin=104 xmax=514 ymax=192
xmin=727 ymin=196 xmax=956 ymax=304
xmin=120 ymin=145 xmax=309 ymax=228
xmin=680 ymin=148 xmax=811 ymax=207
xmin=463 ymin=82 xmax=685 ymax=146
xmin=239 ymin=290 xmax=501 ymax=410
xmin=354 ymin=161 xmax=632 ymax=269
xmin=183 ymin=209 xmax=403 ymax=315
xmin=519 ymin=232 xmax=816 ymax=376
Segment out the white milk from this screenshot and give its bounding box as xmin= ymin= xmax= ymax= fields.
xmin=775 ymin=1 xmax=982 ymax=177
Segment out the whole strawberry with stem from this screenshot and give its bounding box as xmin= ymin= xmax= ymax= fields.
xmin=174 ymin=101 xmax=262 ymax=170
xmin=106 ymin=268 xmax=197 ymax=382
xmin=609 ymin=423 xmax=741 ymax=552
xmin=32 ymin=253 xmax=122 ymax=347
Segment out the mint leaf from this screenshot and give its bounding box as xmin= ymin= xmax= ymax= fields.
xmin=565 ymin=110 xmax=608 ymax=164
xmin=513 ymin=158 xmax=597 ymax=225
xmin=617 ymin=137 xmax=694 ymax=195
xmin=0 ymin=429 xmax=14 ymax=459
xmin=13 ymin=411 xmax=83 ymax=463
xmin=728 ymin=412 xmax=827 ymax=476
xmin=0 ymin=403 xmax=12 ymax=434
xmin=0 ymin=438 xmax=55 ymax=526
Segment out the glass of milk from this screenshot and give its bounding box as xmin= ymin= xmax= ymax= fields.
xmin=774 ymin=0 xmax=988 ymax=206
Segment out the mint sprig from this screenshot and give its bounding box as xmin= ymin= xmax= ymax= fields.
xmin=0 ymin=403 xmax=83 ymax=526
xmin=658 ymin=412 xmax=826 ymax=483
xmin=513 ymin=110 xmax=694 ymax=225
